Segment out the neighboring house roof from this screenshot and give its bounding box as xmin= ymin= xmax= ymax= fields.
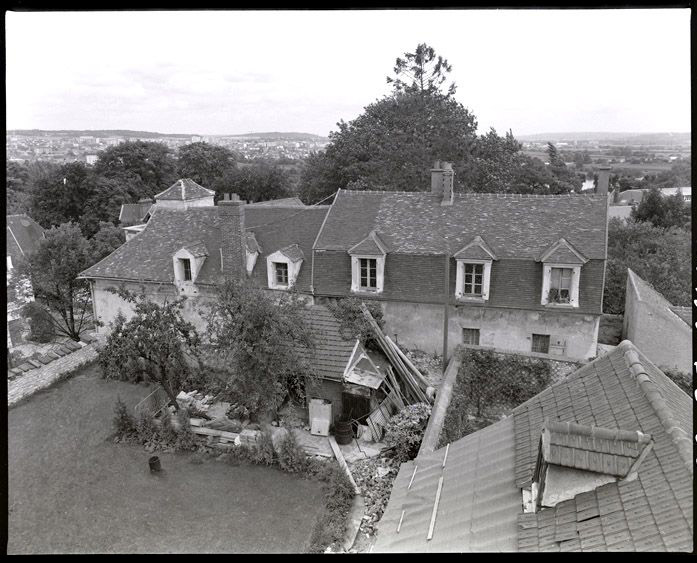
xmin=79 ymin=205 xmax=330 ymax=293
xmin=119 ymin=201 xmax=154 ymax=226
xmin=616 ymin=189 xmax=646 ymax=205
xmin=6 ymin=214 xmax=44 ymax=263
xmin=376 ymin=341 xmax=692 ymax=552
xmin=248 ymin=197 xmax=306 ymax=207
xmin=314 ymin=190 xmax=608 ymax=260
xmin=154 ymin=178 xmax=215 ymax=201
xmin=296 ymin=305 xmax=359 ymax=382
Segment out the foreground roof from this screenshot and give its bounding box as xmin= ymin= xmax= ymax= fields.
xmin=6 ymin=214 xmax=44 ymax=262
xmin=376 ymin=341 xmax=692 ymax=552
xmin=119 ymin=201 xmax=154 ymax=226
xmin=314 ymin=190 xmax=608 ymax=260
xmin=154 ymin=178 xmax=215 ymax=201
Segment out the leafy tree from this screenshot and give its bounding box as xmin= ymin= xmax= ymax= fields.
xmin=299 ymin=91 xmax=477 ymax=202
xmin=218 ymin=163 xmax=292 ymax=203
xmin=466 ymin=128 xmax=524 ymax=193
xmin=90 ymin=221 xmax=126 ymax=262
xmin=22 ymin=301 xmax=56 ymax=343
xmin=14 ymin=222 xmax=94 ymax=341
xmin=631 ymin=187 xmax=690 ymax=230
xmin=29 ymin=162 xmax=95 ymax=228
xmin=177 ymin=142 xmax=238 ymax=189
xmin=94 ymin=141 xmax=178 ymax=200
xmin=386 ymin=42 xmax=456 ymax=97
xmin=204 ymin=278 xmax=315 ymax=421
xmin=98 ymin=288 xmax=201 ymax=409
xmin=79 ymin=177 xmax=132 ymax=237
xmin=603 ymin=218 xmax=690 ymax=314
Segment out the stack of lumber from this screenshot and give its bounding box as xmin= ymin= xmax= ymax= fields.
xmin=359 ymin=304 xmax=433 ymax=405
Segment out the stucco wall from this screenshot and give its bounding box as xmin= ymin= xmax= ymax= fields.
xmin=381 ymin=300 xmax=599 ymax=361
xmin=623 ymin=271 xmax=691 ymax=373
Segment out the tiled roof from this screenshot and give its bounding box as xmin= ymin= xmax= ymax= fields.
xmin=154 ymin=178 xmax=215 ymax=201
xmin=314 ymin=190 xmax=608 ymax=259
xmin=296 ymin=305 xmax=358 ymax=382
xmin=375 ymin=416 xmax=520 ymax=552
xmin=118 ymin=201 xmax=154 ymax=226
xmin=245 ymin=232 xmax=260 ymax=254
xmin=182 ymin=241 xmax=208 ymax=258
xmin=377 ymin=341 xmax=692 ymax=552
xmin=79 ymin=205 xmax=329 ymax=293
xmin=279 ymin=244 xmax=304 ymax=263
xmin=6 ymin=214 xmax=44 ymax=263
xmin=513 ymin=341 xmax=692 ymax=552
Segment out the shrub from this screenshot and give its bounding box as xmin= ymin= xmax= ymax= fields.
xmin=113 ymin=396 xmax=136 ymax=438
xmin=253 ymin=430 xmax=276 ymax=466
xmin=277 ymin=431 xmax=309 ymax=473
xmin=383 ymin=403 xmax=432 ymax=463
xmin=173 ymin=409 xmax=199 ymax=452
xmin=327 ymin=297 xmax=385 ymax=349
xmin=661 ymin=367 xmax=691 ymax=395
xmin=307 ymin=462 xmax=355 ymax=553
xmin=135 ymin=411 xmax=158 ymax=444
xmin=159 ymin=408 xmax=179 ymax=444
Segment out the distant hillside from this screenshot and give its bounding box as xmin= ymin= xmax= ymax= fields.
xmin=517 ymin=131 xmax=691 ymax=144
xmin=7 ymin=129 xmax=200 ymax=139
xmin=8 ymin=129 xmax=328 ymax=142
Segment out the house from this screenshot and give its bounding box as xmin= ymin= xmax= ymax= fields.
xmin=80 ymin=163 xmax=608 ymax=363
xmin=622 ymin=269 xmax=691 ymax=374
xmin=374 ymin=341 xmax=692 ymax=552
xmin=311 ymin=163 xmax=608 ymax=360
xmin=6 ymin=215 xmax=45 ymax=347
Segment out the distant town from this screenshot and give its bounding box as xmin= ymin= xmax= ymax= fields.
xmin=6 ymin=130 xmax=331 ymax=164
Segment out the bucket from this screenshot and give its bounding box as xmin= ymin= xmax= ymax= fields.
xmin=148 ymin=455 xmax=161 ymax=472
xmin=335 ymin=421 xmax=353 ymax=445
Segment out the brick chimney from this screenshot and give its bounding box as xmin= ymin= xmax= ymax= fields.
xmin=597 ymin=166 xmax=611 ymax=195
xmin=431 ymin=161 xmax=454 ymax=206
xmin=218 ymin=193 xmax=245 ymax=279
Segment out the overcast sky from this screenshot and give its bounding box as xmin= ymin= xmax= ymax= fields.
xmin=5 ymin=9 xmax=691 ymax=137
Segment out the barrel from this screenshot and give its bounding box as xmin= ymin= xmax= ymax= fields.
xmin=148 ymin=455 xmax=161 ymax=472
xmin=335 ymin=421 xmax=353 ymax=445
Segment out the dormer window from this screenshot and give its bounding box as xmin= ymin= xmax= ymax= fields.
xmin=348 ymin=231 xmax=387 ymax=295
xmin=180 ymin=258 xmax=192 ymax=281
xmin=453 ymin=236 xmax=497 ymax=301
xmin=274 ymin=262 xmax=289 ymax=287
xmin=245 ymin=232 xmax=261 ymax=276
xmin=538 ymin=239 xmax=588 ymax=308
xmin=266 ymin=244 xmax=304 ymax=290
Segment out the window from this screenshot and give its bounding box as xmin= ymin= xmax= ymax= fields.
xmin=549 ymin=267 xmax=572 ymax=303
xmin=180 ymin=258 xmax=192 ymax=281
xmin=359 ymin=258 xmax=377 ymax=290
xmin=532 ymin=334 xmax=550 ymax=354
xmin=462 ymin=328 xmax=480 ymax=346
xmin=463 ymin=263 xmax=484 ymax=295
xmin=274 ymin=262 xmax=289 ymax=286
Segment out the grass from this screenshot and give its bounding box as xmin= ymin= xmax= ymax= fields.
xmin=8 ymin=364 xmax=325 ymax=554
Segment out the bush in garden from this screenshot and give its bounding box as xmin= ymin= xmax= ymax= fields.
xmin=159 ymin=408 xmax=179 ymax=444
xmin=173 ymin=408 xmax=199 ymax=452
xmin=22 ymin=302 xmax=56 ymax=343
xmin=308 ymin=462 xmax=356 ymax=553
xmin=277 ymin=431 xmax=309 ymax=473
xmin=113 ymin=396 xmax=136 ymax=438
xmin=135 ymin=411 xmax=158 ymax=444
xmin=383 ymin=402 xmax=432 ymax=463
xmin=252 ymin=430 xmax=276 ymax=465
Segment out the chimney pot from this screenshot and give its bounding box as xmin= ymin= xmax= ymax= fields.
xmin=432 ymin=160 xmax=454 ymax=205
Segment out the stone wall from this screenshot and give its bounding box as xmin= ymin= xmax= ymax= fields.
xmin=8 ymin=341 xmax=99 ymax=407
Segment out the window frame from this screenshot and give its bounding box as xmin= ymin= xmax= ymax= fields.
xmin=274 ymin=262 xmax=289 ymax=287
xmin=455 ymin=259 xmax=492 ymax=301
xmin=180 ymin=258 xmax=192 ymax=282
xmin=462 ymin=327 xmax=481 ymax=346
xmin=531 ymin=334 xmax=550 ymax=354
xmin=350 ymin=254 xmax=385 ymax=294
xmin=540 ymin=263 xmax=581 ymax=308
xmin=266 ymin=250 xmax=303 ymax=290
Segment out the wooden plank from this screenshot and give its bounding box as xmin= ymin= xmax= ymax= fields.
xmin=427 ymin=476 xmax=444 ymax=541
xmin=328 ymin=436 xmax=361 ymax=495
xmin=190 ymin=426 xmax=239 ymax=440
xmin=385 ymin=335 xmax=431 ymax=390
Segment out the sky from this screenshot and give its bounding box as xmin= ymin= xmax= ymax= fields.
xmin=5 ymin=9 xmax=692 ymax=137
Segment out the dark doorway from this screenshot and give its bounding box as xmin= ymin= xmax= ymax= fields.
xmin=341 ymin=392 xmax=371 ymax=424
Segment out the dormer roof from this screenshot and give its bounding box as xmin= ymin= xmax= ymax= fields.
xmin=154 ymin=178 xmax=215 ymax=201
xmin=537 ymin=419 xmax=652 ymax=479
xmin=347 ymin=230 xmax=388 ymax=255
xmin=537 ymin=238 xmax=588 ymax=265
xmin=278 ymin=243 xmax=304 ymax=263
xmin=245 ymin=232 xmax=261 ymax=254
xmin=452 ymin=235 xmax=498 ymax=261
xmin=181 ymin=241 xmax=208 ymax=258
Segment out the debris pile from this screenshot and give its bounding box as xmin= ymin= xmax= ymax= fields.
xmin=350 ymin=456 xmax=399 ymax=536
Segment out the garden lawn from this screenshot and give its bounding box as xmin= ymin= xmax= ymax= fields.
xmin=8 ymin=364 xmax=325 ymax=554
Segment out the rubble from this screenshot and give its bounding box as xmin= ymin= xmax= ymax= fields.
xmin=348 ymin=456 xmax=400 ymax=537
